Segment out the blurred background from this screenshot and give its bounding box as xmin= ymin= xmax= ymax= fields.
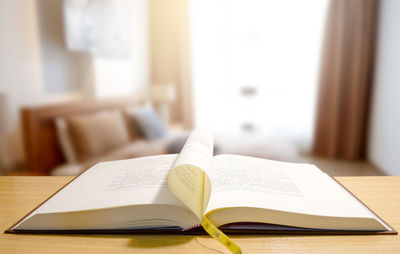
xmin=0 ymin=0 xmax=398 ymax=177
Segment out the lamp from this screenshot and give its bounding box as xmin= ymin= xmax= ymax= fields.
xmin=149 ymin=84 xmax=176 ymax=126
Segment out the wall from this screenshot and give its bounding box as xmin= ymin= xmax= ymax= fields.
xmin=0 ymin=0 xmax=150 ymax=170
xmin=0 ymin=0 xmax=89 ymax=169
xmin=36 ymin=0 xmax=93 ymax=95
xmin=368 ymin=0 xmax=400 ymax=175
xmin=93 ymin=0 xmax=149 ymax=98
xmin=0 ymin=1 xmax=43 ymax=129
xmin=0 ymin=0 xmax=47 ymax=168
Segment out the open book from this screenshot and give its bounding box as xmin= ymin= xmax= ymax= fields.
xmin=7 ymin=129 xmax=396 ymax=235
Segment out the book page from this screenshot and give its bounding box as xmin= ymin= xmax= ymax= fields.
xmin=168 ymin=129 xmax=213 ymax=219
xmin=205 ymin=154 xmax=376 ymax=220
xmin=33 ymin=154 xmax=184 ymax=214
xmin=172 ymin=129 xmax=214 ymax=172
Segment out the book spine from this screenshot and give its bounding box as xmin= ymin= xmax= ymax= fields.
xmin=183 ymin=224 xmax=202 ymax=231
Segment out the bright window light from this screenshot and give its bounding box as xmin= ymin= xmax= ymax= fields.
xmin=190 ymin=0 xmax=328 ymax=150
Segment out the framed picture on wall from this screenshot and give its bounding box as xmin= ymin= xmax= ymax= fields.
xmin=63 ymin=0 xmax=132 ymax=58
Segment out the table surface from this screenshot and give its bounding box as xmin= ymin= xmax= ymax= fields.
xmin=1 ymin=176 xmax=399 ymax=254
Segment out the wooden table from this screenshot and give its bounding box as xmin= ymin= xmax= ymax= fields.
xmin=1 ymin=176 xmax=399 ymax=253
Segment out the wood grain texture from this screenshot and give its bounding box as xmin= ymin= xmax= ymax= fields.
xmin=1 ymin=176 xmax=399 ymax=253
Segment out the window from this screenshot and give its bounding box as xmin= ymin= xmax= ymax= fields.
xmin=191 ymin=0 xmax=328 ymax=150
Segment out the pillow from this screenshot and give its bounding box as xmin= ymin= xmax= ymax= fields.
xmin=66 ymin=110 xmax=131 ymax=162
xmin=121 ymin=110 xmax=142 ymax=141
xmin=55 ymin=118 xmax=77 ymax=163
xmin=128 ymin=105 xmax=166 ymax=140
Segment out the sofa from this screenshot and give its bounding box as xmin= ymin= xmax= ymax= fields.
xmin=21 ymin=96 xmax=188 ymax=176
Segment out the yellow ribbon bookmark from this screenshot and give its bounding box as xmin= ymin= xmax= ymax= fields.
xmin=201 ymin=216 xmax=242 ymax=254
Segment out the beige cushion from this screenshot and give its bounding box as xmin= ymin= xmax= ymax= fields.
xmin=67 ymin=110 xmax=131 ymax=162
xmin=55 ymin=118 xmax=77 ymax=163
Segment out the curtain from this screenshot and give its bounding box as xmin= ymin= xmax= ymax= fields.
xmin=149 ymin=0 xmax=193 ymax=129
xmin=313 ymin=0 xmax=380 ymax=160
